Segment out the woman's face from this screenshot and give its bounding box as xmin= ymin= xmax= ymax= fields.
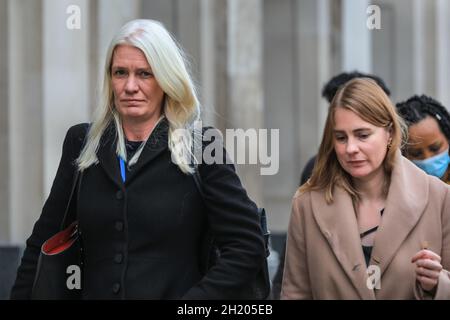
xmin=333 ymin=108 xmax=392 ymax=180
xmin=406 ymin=116 xmax=449 ymax=160
xmin=111 ymin=45 xmax=164 ymax=122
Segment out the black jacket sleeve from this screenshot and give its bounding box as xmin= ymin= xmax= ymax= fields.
xmin=182 ymin=128 xmax=266 ymax=299
xmin=10 ymin=123 xmax=88 ymax=299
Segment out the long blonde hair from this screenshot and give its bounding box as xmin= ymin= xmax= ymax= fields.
xmin=76 ymin=19 xmax=201 ymax=174
xmin=300 ymin=78 xmax=407 ymax=203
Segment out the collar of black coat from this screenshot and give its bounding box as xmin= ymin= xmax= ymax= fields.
xmin=97 ymin=117 xmax=170 ymax=187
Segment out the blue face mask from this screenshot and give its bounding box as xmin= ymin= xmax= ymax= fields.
xmin=412 ymin=148 xmax=450 ymax=178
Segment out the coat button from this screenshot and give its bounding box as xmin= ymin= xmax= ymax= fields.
xmin=115 ymin=221 xmax=124 ymax=231
xmin=112 ymin=283 xmax=121 ymax=294
xmin=116 ymin=190 xmax=124 ymax=200
xmin=114 ymin=253 xmax=123 ymax=264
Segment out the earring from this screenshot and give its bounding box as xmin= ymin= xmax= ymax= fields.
xmin=387 ymin=140 xmax=393 ymax=150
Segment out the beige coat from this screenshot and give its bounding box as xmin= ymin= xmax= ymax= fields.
xmin=281 ymin=151 xmax=450 ymax=299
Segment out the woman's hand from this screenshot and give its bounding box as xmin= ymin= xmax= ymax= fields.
xmin=411 ymin=249 xmax=443 ymax=293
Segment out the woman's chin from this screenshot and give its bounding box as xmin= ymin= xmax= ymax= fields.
xmin=346 ymin=167 xmax=371 ymax=179
xmin=120 ymin=110 xmax=146 ymax=119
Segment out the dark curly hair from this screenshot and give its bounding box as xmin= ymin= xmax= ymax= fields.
xmin=322 ymin=71 xmax=391 ymax=103
xmin=395 ymin=95 xmax=450 ymax=142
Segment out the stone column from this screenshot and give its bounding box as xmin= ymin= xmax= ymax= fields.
xmin=42 ymin=0 xmax=91 ymax=199
xmin=185 ymin=0 xmax=228 ymax=131
xmin=88 ymin=0 xmax=99 ymax=115
xmin=390 ymin=0 xmax=414 ymax=101
xmin=316 ymin=0 xmax=333 ymax=130
xmin=372 ymin=0 xmax=395 ymax=97
xmin=0 ymin=0 xmax=9 ymax=243
xmin=412 ymin=0 xmax=425 ymax=94
xmin=296 ymin=0 xmax=332 ymax=167
xmin=436 ymin=0 xmax=450 ymax=108
xmin=261 ymin=0 xmax=333 ymax=233
xmin=412 ymin=0 xmax=437 ymax=96
xmin=261 ymin=0 xmax=303 ymax=233
xmin=342 ymin=0 xmax=372 ymax=72
xmin=212 ymin=0 xmax=229 ymax=132
xmin=227 ymin=0 xmax=264 ymax=206
xmin=199 ymin=0 xmax=217 ymax=127
xmin=260 ymin=0 xmax=296 ymax=269
xmin=97 ymin=0 xmax=142 ymax=81
xmin=8 ymin=0 xmax=43 ymax=244
xmin=142 ymin=0 xmax=176 ymax=32
xmin=177 ymin=0 xmax=201 ymax=79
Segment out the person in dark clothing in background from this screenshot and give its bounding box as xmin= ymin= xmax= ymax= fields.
xmin=270 ymin=71 xmax=391 ymax=299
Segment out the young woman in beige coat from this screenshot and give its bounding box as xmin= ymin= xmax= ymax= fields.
xmin=281 ymin=78 xmax=450 ymax=300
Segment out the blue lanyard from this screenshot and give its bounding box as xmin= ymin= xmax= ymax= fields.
xmin=119 ymin=157 xmax=126 ymax=182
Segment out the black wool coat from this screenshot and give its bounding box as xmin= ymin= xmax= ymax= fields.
xmin=10 ymin=118 xmax=266 ymax=299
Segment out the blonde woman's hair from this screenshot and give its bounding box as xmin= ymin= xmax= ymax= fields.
xmin=76 ymin=19 xmax=201 ymax=174
xmin=299 ymin=78 xmax=407 ymax=203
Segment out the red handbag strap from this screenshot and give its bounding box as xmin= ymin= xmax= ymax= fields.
xmin=59 ymin=126 xmax=89 ymax=231
xmin=59 ymin=170 xmax=82 ymax=231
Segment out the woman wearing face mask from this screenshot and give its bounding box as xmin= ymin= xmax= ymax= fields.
xmin=396 ymin=95 xmax=450 ymax=184
xmin=281 ymin=79 xmax=450 ymax=299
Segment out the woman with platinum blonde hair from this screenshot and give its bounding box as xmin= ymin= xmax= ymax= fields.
xmin=78 ymin=19 xmax=201 ymax=173
xmin=282 ymin=78 xmax=450 ymax=299
xmin=11 ymin=19 xmax=265 ymax=299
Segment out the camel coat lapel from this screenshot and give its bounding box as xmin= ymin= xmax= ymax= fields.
xmin=370 ymin=151 xmax=428 ymax=276
xmin=311 ymin=187 xmax=375 ymax=299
